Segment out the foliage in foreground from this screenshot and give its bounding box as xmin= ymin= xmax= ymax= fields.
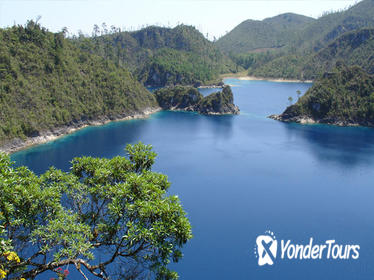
xmin=0 ymin=143 xmax=192 ymax=279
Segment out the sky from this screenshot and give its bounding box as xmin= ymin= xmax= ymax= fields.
xmin=0 ymin=0 xmax=362 ymax=40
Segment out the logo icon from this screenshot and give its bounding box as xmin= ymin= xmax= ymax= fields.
xmin=255 ymin=230 xmax=277 ymax=266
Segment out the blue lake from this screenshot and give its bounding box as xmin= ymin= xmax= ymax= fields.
xmin=11 ymin=79 xmax=374 ymax=279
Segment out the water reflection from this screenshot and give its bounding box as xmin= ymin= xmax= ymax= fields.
xmin=281 ymin=122 xmax=374 ymax=168
xmin=204 ymin=114 xmax=235 ymax=140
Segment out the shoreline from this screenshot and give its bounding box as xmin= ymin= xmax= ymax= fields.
xmin=269 ymin=114 xmax=368 ymax=127
xmin=1 ymin=107 xmax=161 ymax=155
xmin=223 ymin=75 xmax=313 ymax=83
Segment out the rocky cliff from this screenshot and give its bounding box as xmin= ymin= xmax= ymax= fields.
xmin=155 ymin=85 xmax=240 ymax=115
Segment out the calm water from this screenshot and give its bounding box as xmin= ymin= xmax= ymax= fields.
xmin=11 ymin=79 xmax=374 ymax=280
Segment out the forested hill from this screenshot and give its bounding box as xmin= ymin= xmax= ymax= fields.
xmin=303 ymin=28 xmax=374 ymax=79
xmin=270 ymin=63 xmax=374 ymax=126
xmin=0 ymin=21 xmax=158 ymax=147
xmin=73 ymin=25 xmax=237 ymax=87
xmin=217 ymin=0 xmax=374 ymax=80
xmin=215 ymin=13 xmax=315 ymax=54
xmin=217 ymin=0 xmax=374 ymax=56
xmin=295 ymin=0 xmax=374 ymax=52
xmin=247 ymin=27 xmax=374 ymax=80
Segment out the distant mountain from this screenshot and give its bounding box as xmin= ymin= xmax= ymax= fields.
xmin=270 ymin=63 xmax=374 ymax=127
xmin=304 ymin=28 xmax=374 ymax=79
xmin=296 ymin=0 xmax=374 ymax=52
xmin=0 ymin=22 xmax=158 ymax=148
xmin=218 ymin=0 xmax=374 ymax=80
xmin=74 ymin=25 xmax=237 ymax=87
xmin=215 ymin=13 xmax=315 ymax=54
xmin=248 ymin=27 xmax=374 ymax=80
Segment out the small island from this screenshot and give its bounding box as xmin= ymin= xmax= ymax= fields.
xmin=270 ymin=63 xmax=374 ymax=127
xmin=155 ymin=85 xmax=240 ymax=115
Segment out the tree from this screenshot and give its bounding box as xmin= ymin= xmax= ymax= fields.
xmin=0 ymin=143 xmax=192 ymax=280
xmin=61 ymin=27 xmax=68 ymax=38
xmin=296 ymin=90 xmax=302 ymax=100
xmin=101 ymin=23 xmax=108 ymax=35
xmin=93 ymin=24 xmax=100 ymax=37
xmin=288 ymin=96 xmax=293 ymax=105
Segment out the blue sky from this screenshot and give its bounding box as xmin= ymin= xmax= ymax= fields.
xmin=0 ymin=0 xmax=361 ymax=39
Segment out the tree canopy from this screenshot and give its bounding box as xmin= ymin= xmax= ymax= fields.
xmin=0 ymin=142 xmax=192 ymax=280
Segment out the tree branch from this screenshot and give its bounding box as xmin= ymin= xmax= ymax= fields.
xmin=18 ymin=258 xmax=108 ymax=280
xmin=75 ymin=263 xmax=89 ymax=280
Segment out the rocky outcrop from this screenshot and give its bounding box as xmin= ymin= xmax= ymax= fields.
xmin=155 ymin=86 xmax=203 ymax=111
xmin=196 ymin=86 xmax=240 ymax=115
xmin=155 ymin=85 xmax=240 ymax=115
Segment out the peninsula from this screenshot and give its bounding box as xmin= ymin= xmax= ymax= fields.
xmin=270 ymin=63 xmax=374 ymax=127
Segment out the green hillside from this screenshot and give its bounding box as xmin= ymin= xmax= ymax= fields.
xmin=215 ymin=13 xmax=315 ymax=54
xmin=296 ymin=0 xmax=374 ymax=52
xmin=248 ymin=27 xmax=374 ymax=80
xmin=303 ymin=28 xmax=374 ymax=79
xmin=270 ymin=63 xmax=374 ymax=126
xmin=219 ymin=0 xmax=374 ymax=80
xmin=0 ymin=21 xmax=158 ymax=146
xmin=74 ymin=25 xmax=237 ymax=86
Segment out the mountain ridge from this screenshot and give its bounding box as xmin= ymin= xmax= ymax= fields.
xmin=217 ymin=0 xmax=374 ymax=80
xmin=73 ymin=24 xmax=237 ymax=87
xmin=216 ymin=13 xmax=315 ymax=54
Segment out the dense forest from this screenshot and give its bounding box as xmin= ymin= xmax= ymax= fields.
xmin=271 ymin=63 xmax=374 ymax=126
xmin=73 ymin=25 xmax=237 ymax=86
xmin=0 ymin=21 xmax=158 ymax=146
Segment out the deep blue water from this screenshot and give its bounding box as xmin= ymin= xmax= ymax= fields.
xmin=11 ymin=79 xmax=374 ymax=280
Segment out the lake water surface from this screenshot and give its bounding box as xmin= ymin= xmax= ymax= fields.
xmin=11 ymin=79 xmax=374 ymax=279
